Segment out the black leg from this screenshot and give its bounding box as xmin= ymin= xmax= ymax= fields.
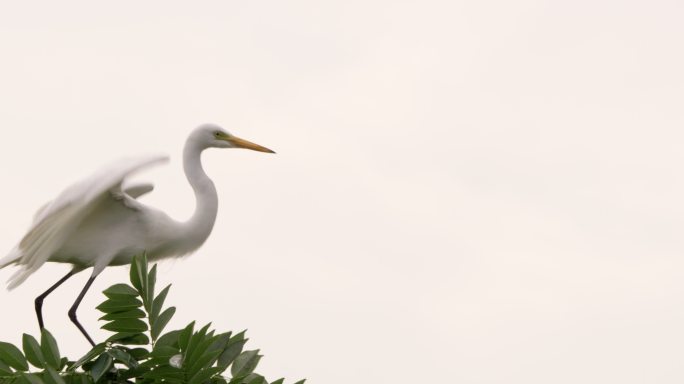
xmin=35 ymin=269 xmax=78 ymax=330
xmin=68 ymin=274 xmax=98 ymax=347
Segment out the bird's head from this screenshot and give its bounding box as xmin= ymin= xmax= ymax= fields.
xmin=191 ymin=123 xmax=275 ymax=153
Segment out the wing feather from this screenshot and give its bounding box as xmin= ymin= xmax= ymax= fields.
xmin=3 ymin=155 xmax=169 ymax=289
xmin=123 ymin=183 xmax=155 ymax=199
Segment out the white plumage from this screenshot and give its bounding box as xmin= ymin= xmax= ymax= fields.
xmin=0 ymin=124 xmax=274 ymax=345
xmin=1 ymin=155 xmax=168 ymax=288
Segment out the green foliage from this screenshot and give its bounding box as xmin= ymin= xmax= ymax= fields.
xmin=0 ymin=255 xmax=304 ymax=384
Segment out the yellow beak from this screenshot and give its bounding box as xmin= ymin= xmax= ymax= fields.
xmin=228 ymin=136 xmax=275 ymax=153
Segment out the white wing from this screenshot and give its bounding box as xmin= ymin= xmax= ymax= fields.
xmin=123 ymin=183 xmax=155 ymax=199
xmin=28 ymin=183 xmax=153 ymax=224
xmin=2 ymin=155 xmax=168 ymax=289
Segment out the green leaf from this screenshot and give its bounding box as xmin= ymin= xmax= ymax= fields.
xmin=59 ymin=357 xmax=68 ymax=371
xmin=96 ymin=298 xmax=143 ymax=313
xmin=187 ymin=367 xmax=223 ymax=384
xmin=40 ymin=329 xmax=60 ymax=370
xmin=141 ymin=254 xmax=149 ymax=289
xmin=129 ymin=256 xmax=142 ymax=293
xmin=106 ymin=332 xmax=149 ymax=346
xmin=208 ymin=332 xmax=231 ymax=354
xmin=148 ymin=345 xmax=179 ymax=364
xmin=184 ymin=323 xmax=211 ymax=370
xmin=151 ymin=307 xmax=176 ymax=341
xmin=142 ymin=365 xmax=184 ymax=381
xmin=65 ymin=373 xmax=93 ymax=384
xmin=187 ymin=348 xmax=222 ymax=376
xmin=69 ymin=344 xmax=106 ymax=371
xmin=178 ymin=322 xmax=195 ymax=351
xmin=117 ymin=365 xmax=150 ymax=382
xmin=0 ymin=255 xmax=299 ymax=384
xmin=150 ymin=285 xmax=171 ymax=323
xmin=185 ymin=332 xmax=220 ymax=374
xmin=107 ymin=348 xmax=138 ymax=369
xmin=102 ymin=284 xmax=138 ymax=298
xmin=43 ymin=366 xmax=66 ymax=384
xmin=98 ymin=308 xmax=146 ymax=321
xmin=22 ymin=334 xmax=45 ymax=369
xmin=127 ymin=347 xmax=149 ymax=360
xmin=244 ymin=373 xmax=266 ymax=384
xmin=145 ymin=264 xmax=157 ymax=313
xmin=0 ymin=341 xmax=29 ymax=371
xmin=89 ymin=353 xmax=112 ymax=383
xmin=231 ymin=350 xmax=261 ymax=378
xmin=142 ymin=256 xmax=150 ymax=287
xmin=155 ymin=330 xmax=182 ymax=349
xmin=0 ymin=359 xmax=13 ymax=377
xmin=293 ymin=380 xmax=306 ymax=384
xmin=20 ymin=373 xmax=45 ymax=384
xmin=101 ymin=318 xmax=148 ymax=333
xmin=129 ymin=254 xmax=148 ymax=295
xmin=217 ymin=334 xmax=247 ymax=368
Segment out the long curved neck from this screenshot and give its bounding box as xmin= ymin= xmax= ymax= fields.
xmin=182 ymin=139 xmax=219 ymax=247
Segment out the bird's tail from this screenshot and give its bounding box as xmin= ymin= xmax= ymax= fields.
xmin=0 ymin=247 xmax=28 ymax=290
xmin=6 ymin=267 xmax=36 ymax=290
xmin=0 ymin=247 xmax=21 ymax=269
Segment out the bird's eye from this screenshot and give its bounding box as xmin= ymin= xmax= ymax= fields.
xmin=214 ymin=132 xmax=221 ymax=137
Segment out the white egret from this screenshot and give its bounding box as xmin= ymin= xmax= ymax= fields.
xmin=0 ymin=124 xmax=274 ymax=346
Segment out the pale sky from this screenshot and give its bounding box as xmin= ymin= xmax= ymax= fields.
xmin=1 ymin=1 xmax=684 ymax=383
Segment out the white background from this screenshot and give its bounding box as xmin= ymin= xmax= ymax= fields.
xmin=1 ymin=1 xmax=684 ymax=383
